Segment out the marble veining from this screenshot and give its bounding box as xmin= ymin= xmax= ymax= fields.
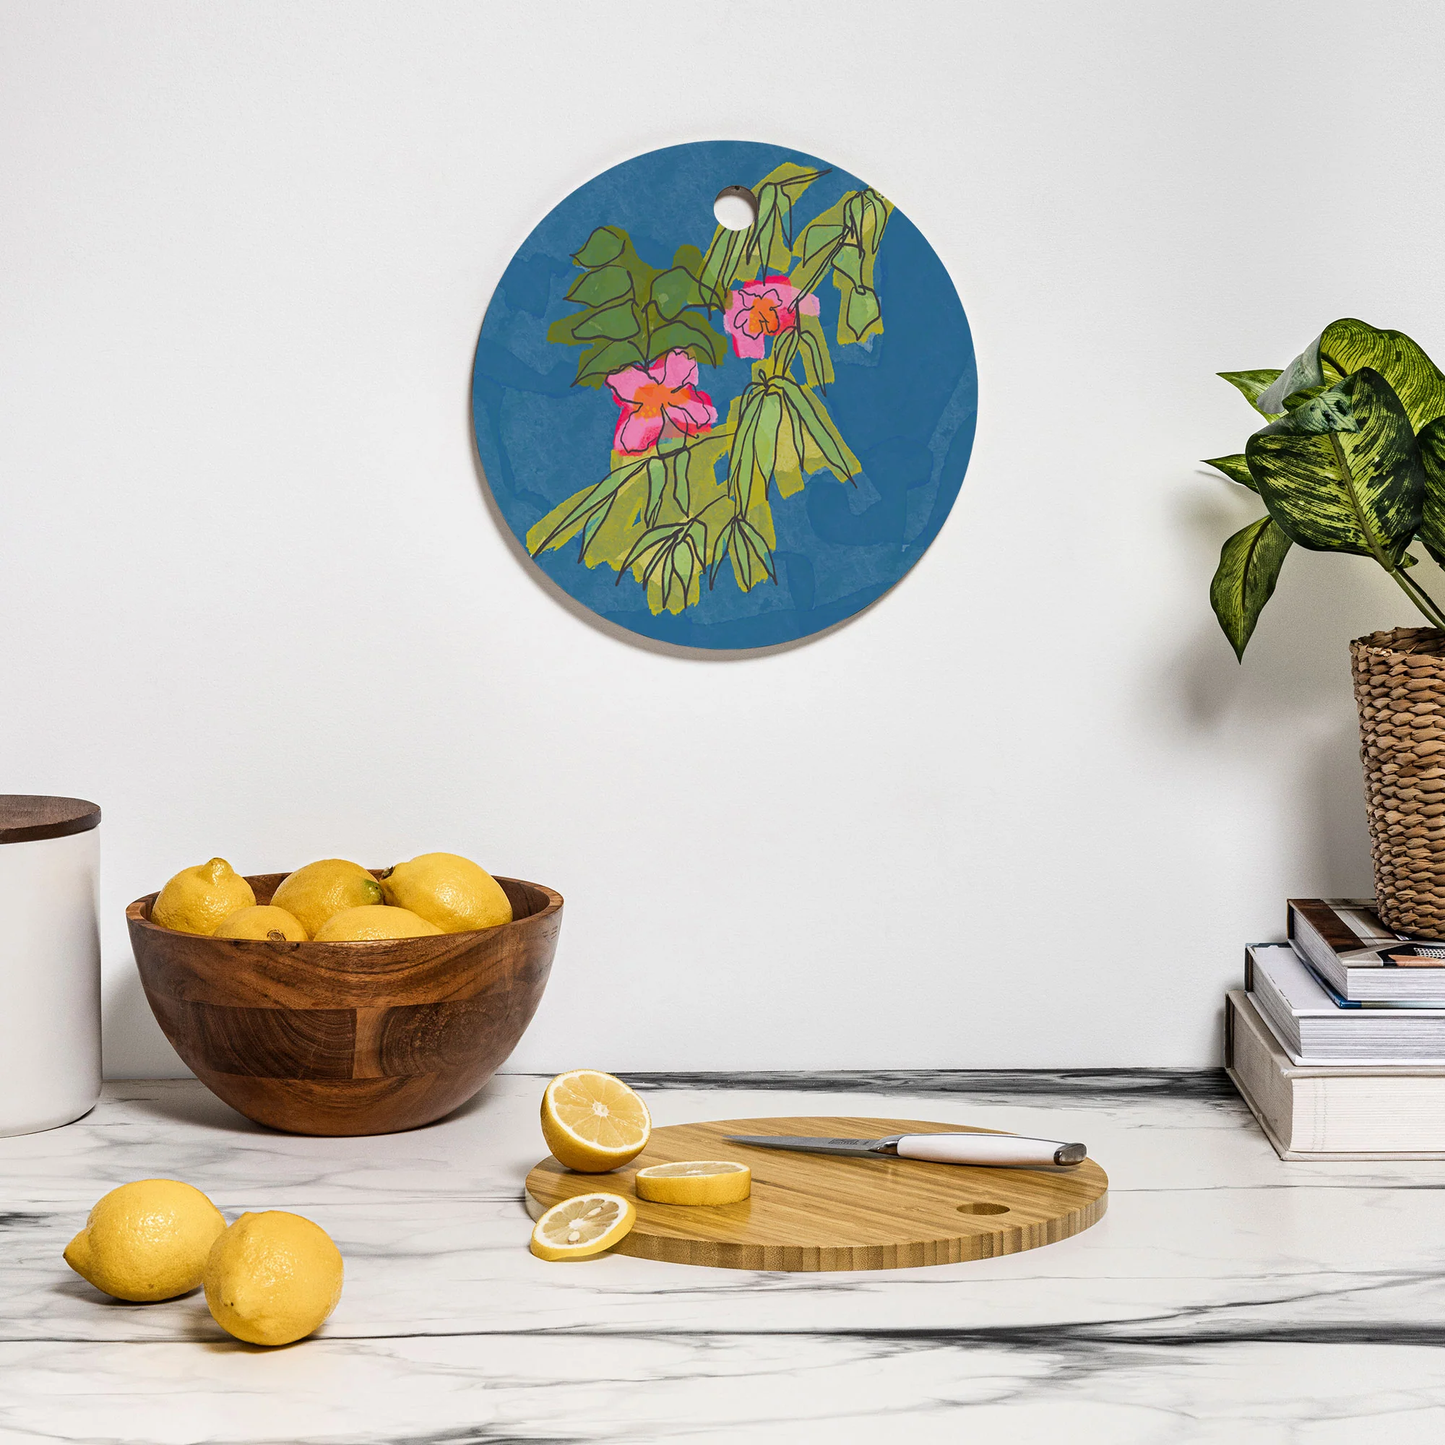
xmin=621 ymin=1068 xmax=1242 ymax=1100
xmin=4 ymin=1072 xmax=1445 ymax=1442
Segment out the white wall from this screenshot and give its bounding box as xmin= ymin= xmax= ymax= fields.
xmin=4 ymin=0 xmax=1443 ymax=1075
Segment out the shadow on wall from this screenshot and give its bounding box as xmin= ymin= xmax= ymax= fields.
xmin=102 ymin=964 xmax=188 ymax=1079
xmin=1165 ymin=477 xmax=1431 ymax=897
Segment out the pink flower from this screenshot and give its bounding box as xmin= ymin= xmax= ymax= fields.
xmin=724 ymin=275 xmax=821 ymax=359
xmin=606 ymin=350 xmax=718 ymax=455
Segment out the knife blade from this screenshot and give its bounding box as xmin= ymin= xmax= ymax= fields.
xmin=722 ymin=1133 xmax=1088 ymax=1168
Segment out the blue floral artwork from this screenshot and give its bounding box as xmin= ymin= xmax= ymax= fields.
xmin=471 ymin=141 xmax=976 ymax=649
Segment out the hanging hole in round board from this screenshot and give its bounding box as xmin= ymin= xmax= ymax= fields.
xmin=957 ymin=1202 xmax=1010 ymax=1216
xmin=713 ymin=186 xmax=758 ymax=231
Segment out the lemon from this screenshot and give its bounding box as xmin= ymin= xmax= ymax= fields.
xmin=380 ymin=852 xmax=512 ymax=934
xmin=313 ymin=905 xmax=442 ymax=941
xmin=634 ymin=1161 xmax=751 ymax=1206
xmin=270 ymin=859 xmax=383 ymax=937
xmin=541 ymin=1070 xmax=651 ymax=1173
xmin=529 ymin=1192 xmax=635 ymax=1261
xmin=63 ymin=1179 xmax=226 ymax=1301
xmin=213 ymin=905 xmax=308 ymax=941
xmin=204 ymin=1210 xmax=343 ymax=1346
xmin=151 ymin=859 xmax=255 ymax=936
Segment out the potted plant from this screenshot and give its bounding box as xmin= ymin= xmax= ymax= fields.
xmin=1205 ymin=318 xmax=1445 ymax=937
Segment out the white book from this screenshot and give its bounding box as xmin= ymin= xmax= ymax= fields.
xmin=1247 ymin=943 xmax=1445 ymax=1063
xmin=1226 ymin=991 xmax=1445 ymax=1158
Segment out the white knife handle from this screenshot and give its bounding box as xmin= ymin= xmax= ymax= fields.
xmin=895 ymin=1134 xmax=1084 ymax=1168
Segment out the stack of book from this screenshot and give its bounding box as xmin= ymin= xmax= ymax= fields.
xmin=1227 ymin=899 xmax=1445 ymax=1158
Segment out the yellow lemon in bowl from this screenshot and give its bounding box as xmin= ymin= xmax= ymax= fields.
xmin=213 ymin=905 xmax=308 ymax=941
xmin=313 ymin=905 xmax=442 ymax=941
xmin=380 ymin=852 xmax=512 ymax=933
xmin=151 ymin=859 xmax=255 ymax=935
xmin=204 ymin=1210 xmax=343 ymax=1346
xmin=541 ymin=1070 xmax=652 ymax=1172
xmin=270 ymin=859 xmax=383 ymax=937
xmin=63 ymin=1179 xmax=226 ymax=1301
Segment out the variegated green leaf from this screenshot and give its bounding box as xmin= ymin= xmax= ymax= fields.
xmin=1415 ymin=415 xmax=1445 ymax=566
xmin=1210 ymin=515 xmax=1292 ymax=660
xmin=1258 ymin=320 xmax=1445 ymax=428
xmin=1218 ymin=370 xmax=1285 ymax=418
xmin=1245 ymin=368 xmax=1423 ymax=564
xmin=1202 ymin=454 xmax=1258 ymax=491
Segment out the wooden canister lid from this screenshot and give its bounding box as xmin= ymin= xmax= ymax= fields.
xmin=0 ymin=796 xmax=101 ymax=845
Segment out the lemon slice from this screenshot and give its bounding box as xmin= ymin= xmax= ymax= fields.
xmin=529 ymin=1192 xmax=636 ymax=1261
xmin=541 ymin=1070 xmax=652 ymax=1172
xmin=634 ymin=1160 xmax=752 ymax=1206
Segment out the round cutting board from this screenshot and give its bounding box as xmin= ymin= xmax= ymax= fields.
xmin=472 ymin=140 xmax=976 ymax=650
xmin=525 ymin=1116 xmax=1108 ymax=1272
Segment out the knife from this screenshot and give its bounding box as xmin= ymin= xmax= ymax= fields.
xmin=722 ymin=1132 xmax=1088 ymax=1168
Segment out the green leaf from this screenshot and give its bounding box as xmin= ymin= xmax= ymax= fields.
xmin=526 ymin=458 xmax=647 ymax=555
xmin=578 ymin=504 xmax=610 ymax=563
xmin=728 ymin=398 xmax=762 ymax=509
xmin=574 ymin=338 xmax=645 ymax=388
xmin=651 ymin=266 xmax=700 ymax=320
xmin=673 ymin=446 xmax=690 ymax=515
xmin=796 ymin=315 xmax=834 ymax=389
xmin=1210 ymin=516 xmax=1293 ymax=660
xmin=1203 ymin=454 xmax=1258 ymax=491
xmin=573 ymin=227 xmax=625 ymax=268
xmin=753 ymin=393 xmax=782 ymax=495
xmin=1259 ymin=320 xmax=1445 ymax=428
xmin=833 ymin=244 xmax=865 ymax=286
xmin=842 ymin=283 xmax=882 ymax=344
xmin=1245 ymin=368 xmax=1424 ymax=564
xmin=697 ymin=225 xmax=751 ymax=305
xmin=800 ymin=222 xmax=843 ymax=262
xmin=566 ymin=266 xmax=631 ymax=308
xmin=712 ymin=516 xmax=777 ymax=592
xmin=773 ymin=377 xmax=855 ymax=480
xmin=646 ymin=457 xmax=667 ymax=526
xmin=1219 ymin=370 xmax=1285 ymax=417
xmin=621 ymin=523 xmax=684 ymax=576
xmin=648 ymin=310 xmax=727 ymax=367
xmin=1415 ymin=416 xmax=1445 ymax=565
xmin=573 ymin=301 xmax=640 ymax=342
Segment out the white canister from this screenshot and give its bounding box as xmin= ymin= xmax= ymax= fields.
xmin=0 ymin=796 xmax=101 ymax=1135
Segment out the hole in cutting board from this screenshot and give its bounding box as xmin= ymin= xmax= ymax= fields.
xmin=957 ymin=1202 xmax=1010 ymax=1216
xmin=714 ymin=186 xmax=758 ymax=230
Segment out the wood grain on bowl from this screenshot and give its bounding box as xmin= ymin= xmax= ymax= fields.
xmin=127 ymin=874 xmax=562 ymax=1136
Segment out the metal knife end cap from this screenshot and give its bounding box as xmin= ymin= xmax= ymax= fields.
xmin=1054 ymin=1142 xmax=1088 ymax=1166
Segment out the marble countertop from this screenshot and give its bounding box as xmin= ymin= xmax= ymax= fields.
xmin=4 ymin=1070 xmax=1445 ymax=1443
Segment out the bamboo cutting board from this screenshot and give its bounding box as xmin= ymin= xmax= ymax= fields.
xmin=524 ymin=1116 xmax=1108 ymax=1272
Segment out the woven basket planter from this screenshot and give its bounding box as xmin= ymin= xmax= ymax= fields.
xmin=1351 ymin=626 xmax=1445 ymax=938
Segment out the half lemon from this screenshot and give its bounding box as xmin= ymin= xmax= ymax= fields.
xmin=541 ymin=1070 xmax=652 ymax=1173
xmin=529 ymin=1192 xmax=636 ymax=1261
xmin=634 ymin=1160 xmax=752 ymax=1206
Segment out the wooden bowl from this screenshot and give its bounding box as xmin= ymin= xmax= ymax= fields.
xmin=126 ymin=873 xmax=562 ymax=1136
